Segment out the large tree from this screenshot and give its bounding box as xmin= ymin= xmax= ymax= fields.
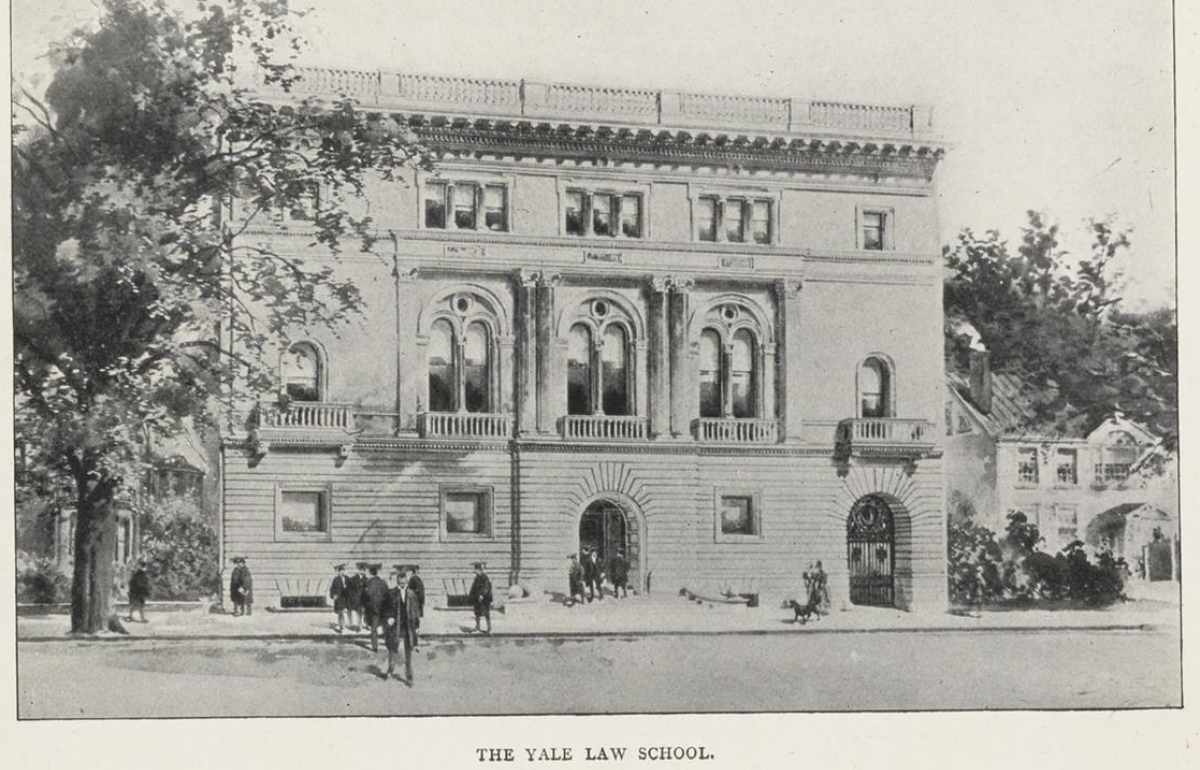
xmin=944 ymin=211 xmax=1176 ymax=444
xmin=13 ymin=0 xmax=428 ymax=632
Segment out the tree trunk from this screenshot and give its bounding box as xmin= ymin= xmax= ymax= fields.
xmin=70 ymin=495 xmax=123 ymax=634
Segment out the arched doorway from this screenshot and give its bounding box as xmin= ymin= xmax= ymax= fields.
xmin=847 ymin=494 xmax=895 ymax=607
xmin=579 ymin=499 xmax=631 ymax=586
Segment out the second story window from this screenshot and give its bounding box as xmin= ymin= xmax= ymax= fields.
xmin=282 ymin=342 xmax=323 ymax=402
xmin=1056 ymin=448 xmax=1078 ymax=485
xmin=1017 ymin=447 xmax=1039 ymax=484
xmin=423 ymin=179 xmax=509 ymax=232
xmin=699 ymin=326 xmax=761 ymax=419
xmin=858 ymin=207 xmax=894 ymax=251
xmin=1095 ymin=430 xmax=1139 ymax=484
xmin=428 ymin=317 xmax=493 ymax=414
xmin=563 ymin=188 xmax=644 ymax=239
xmin=857 ymin=357 xmax=893 ymax=418
xmin=567 ymin=320 xmax=634 ymax=417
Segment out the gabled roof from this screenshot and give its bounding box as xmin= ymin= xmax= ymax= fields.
xmin=945 ymin=370 xmax=1067 ymax=440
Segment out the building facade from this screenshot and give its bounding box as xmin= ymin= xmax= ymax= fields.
xmin=221 ymin=69 xmax=949 ymax=611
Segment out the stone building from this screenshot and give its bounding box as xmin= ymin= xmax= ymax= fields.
xmin=221 ymin=68 xmax=950 ymax=611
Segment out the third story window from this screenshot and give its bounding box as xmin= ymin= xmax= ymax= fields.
xmin=695 ymin=195 xmax=773 ymax=244
xmin=564 ymin=189 xmax=644 ymax=239
xmin=860 ymin=210 xmax=888 ymax=250
xmin=424 ymin=181 xmax=508 ymax=232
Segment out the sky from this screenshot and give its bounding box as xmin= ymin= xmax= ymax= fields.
xmin=11 ymin=0 xmax=1178 ymax=309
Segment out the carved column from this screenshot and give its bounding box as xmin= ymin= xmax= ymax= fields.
xmin=535 ymin=272 xmax=561 ymax=435
xmin=775 ymin=278 xmax=804 ymax=442
xmin=647 ymin=275 xmax=670 ymax=438
xmin=396 ymin=265 xmax=421 ymax=435
xmin=496 ymin=335 xmax=515 ymax=416
xmin=667 ymin=276 xmax=694 ymax=439
xmin=514 ymin=270 xmax=539 ymax=436
xmin=760 ymin=343 xmax=777 ymax=424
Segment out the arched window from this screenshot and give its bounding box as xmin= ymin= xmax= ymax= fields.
xmin=731 ymin=329 xmax=756 ymax=418
xmin=699 ymin=329 xmax=722 ymax=418
xmin=858 ymin=357 xmax=892 ymax=418
xmin=601 ymin=325 xmax=630 ymax=416
xmin=428 ymin=320 xmax=456 ymax=413
xmin=567 ymin=324 xmax=593 ymax=416
xmin=463 ymin=322 xmax=491 ymax=413
xmin=283 ymin=342 xmax=322 ymax=402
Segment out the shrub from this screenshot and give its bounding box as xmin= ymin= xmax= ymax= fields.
xmin=947 ymin=517 xmax=1005 ymax=605
xmin=17 ymin=551 xmax=70 ymax=604
xmin=138 ymin=495 xmax=219 ymax=601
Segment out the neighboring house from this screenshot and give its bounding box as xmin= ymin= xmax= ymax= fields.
xmin=221 ymin=68 xmax=950 ymax=611
xmin=945 ymin=350 xmax=1177 ymax=565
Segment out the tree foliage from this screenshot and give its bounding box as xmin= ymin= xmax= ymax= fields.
xmin=138 ymin=494 xmax=220 ymax=601
xmin=12 ymin=0 xmax=428 ymax=632
xmin=944 ymin=211 xmax=1176 ymax=444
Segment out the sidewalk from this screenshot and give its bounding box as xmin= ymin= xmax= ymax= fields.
xmin=17 ymin=586 xmax=1179 ymax=642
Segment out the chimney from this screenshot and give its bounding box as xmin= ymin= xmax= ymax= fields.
xmin=969 ymin=350 xmax=993 ymax=414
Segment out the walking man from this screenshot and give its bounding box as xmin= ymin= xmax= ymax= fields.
xmin=329 ymin=563 xmax=349 ymax=632
xmin=608 ymin=550 xmax=630 ymax=599
xmin=362 ymin=563 xmax=389 ymax=652
xmin=127 ymin=559 xmax=150 ymax=622
xmin=567 ymin=553 xmax=585 ymax=605
xmin=583 ymin=547 xmax=604 ymax=602
xmin=347 ymin=563 xmax=366 ymax=631
xmin=468 ymin=561 xmax=493 ymax=634
xmin=230 ymin=557 xmax=252 ymax=616
xmin=382 ymin=566 xmax=416 ymax=684
xmin=407 ymin=565 xmax=426 ymax=650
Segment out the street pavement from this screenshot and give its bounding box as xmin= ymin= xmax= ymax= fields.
xmin=17 ymin=625 xmax=1181 ymax=717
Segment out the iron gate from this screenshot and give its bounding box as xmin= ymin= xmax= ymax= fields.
xmin=847 ymin=495 xmax=895 ymax=606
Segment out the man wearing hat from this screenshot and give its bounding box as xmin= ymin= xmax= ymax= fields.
xmin=346 ymin=562 xmax=366 ymax=632
xmin=127 ymin=558 xmax=151 ymax=622
xmin=382 ymin=565 xmax=417 ymax=684
xmin=583 ymin=547 xmax=604 ymax=602
xmin=362 ymin=563 xmax=389 ymax=653
xmin=407 ymin=565 xmax=426 ymax=650
xmin=567 ymin=553 xmax=585 ymax=606
xmin=230 ymin=557 xmax=253 ymax=616
xmin=467 ymin=561 xmax=493 ymax=633
xmin=329 ymin=563 xmax=349 ymax=632
xmin=609 ymin=549 xmax=630 ymax=599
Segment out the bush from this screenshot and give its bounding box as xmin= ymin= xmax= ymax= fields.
xmin=947 ymin=517 xmax=1005 ymax=605
xmin=138 ymin=495 xmax=219 ymax=601
xmin=17 ymin=551 xmax=70 ymax=604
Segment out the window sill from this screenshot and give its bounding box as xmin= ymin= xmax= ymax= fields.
xmin=274 ymin=531 xmax=333 ymax=543
xmin=714 ymin=533 xmax=765 ymax=544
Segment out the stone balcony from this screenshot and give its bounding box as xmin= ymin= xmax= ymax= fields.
xmin=835 ymin=418 xmax=937 ymax=460
xmin=253 ymin=67 xmax=937 ymax=141
xmin=250 ymin=401 xmax=357 ymax=455
xmin=418 ymin=411 xmax=513 ymax=439
xmin=693 ymin=418 xmax=779 ymax=444
xmin=561 ymin=415 xmax=650 ymax=442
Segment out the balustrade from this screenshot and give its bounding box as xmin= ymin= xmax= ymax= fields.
xmin=561 ymin=415 xmax=650 ymax=441
xmin=693 ymin=418 xmax=779 ymax=444
xmin=255 ymin=401 xmax=355 ymax=431
xmin=419 ymin=412 xmax=512 ymax=439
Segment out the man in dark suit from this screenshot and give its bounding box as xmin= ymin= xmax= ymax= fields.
xmin=362 ymin=563 xmax=389 ymax=652
xmin=468 ymin=561 xmax=493 ymax=634
xmin=583 ymin=548 xmax=604 ymax=602
xmin=346 ymin=563 xmax=366 ymax=632
xmin=127 ymin=559 xmax=151 ymax=622
xmin=382 ymin=566 xmax=416 ymax=684
xmin=608 ymin=550 xmax=630 ymax=599
xmin=230 ymin=557 xmax=252 ymax=616
xmin=407 ymin=564 xmax=426 ymax=650
xmin=567 ymin=553 xmax=585 ymax=606
xmin=329 ymin=563 xmax=349 ymax=632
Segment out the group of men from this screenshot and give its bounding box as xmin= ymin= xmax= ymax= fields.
xmin=329 ymin=562 xmax=425 ymax=683
xmin=567 ymin=547 xmax=630 ymax=604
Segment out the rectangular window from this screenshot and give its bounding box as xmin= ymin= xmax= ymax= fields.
xmin=276 ymin=487 xmax=331 ymax=540
xmin=565 ymin=190 xmax=586 ymax=236
xmin=861 ymin=210 xmax=886 ymax=250
xmin=1055 ymin=505 xmax=1079 ymax=544
xmin=723 ymin=199 xmax=745 ymax=243
xmin=484 ymin=184 xmax=507 ymax=232
xmin=592 ymin=193 xmax=615 ymax=236
xmin=1016 ymin=447 xmax=1039 ymax=484
xmin=441 ymin=487 xmax=494 ymax=540
xmin=424 ymin=182 xmax=448 ymax=229
xmin=453 ymin=184 xmax=478 ymax=230
xmin=719 ymin=495 xmax=757 ymax=536
xmin=1056 ymin=448 xmax=1078 ymax=485
xmin=620 ymin=194 xmax=642 ymax=238
xmin=750 ymin=199 xmax=771 ymax=244
xmin=697 ymin=197 xmax=718 ymax=241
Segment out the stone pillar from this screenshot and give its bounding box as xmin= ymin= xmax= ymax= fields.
xmin=496 ymin=335 xmax=515 ymax=415
xmin=647 ymin=275 xmax=670 ymax=439
xmin=396 ymin=265 xmax=421 ymax=435
xmin=667 ymin=276 xmax=694 ymax=438
xmin=775 ymin=278 xmax=804 ymax=442
xmin=761 ymin=343 xmax=777 ymax=424
xmin=514 ymin=270 xmax=538 ymax=436
xmin=535 ymin=272 xmax=561 ymax=435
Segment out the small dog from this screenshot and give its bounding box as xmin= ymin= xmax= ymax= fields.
xmin=783 ymin=598 xmax=821 ymax=624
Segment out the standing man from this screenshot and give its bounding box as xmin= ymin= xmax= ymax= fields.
xmin=362 ymin=563 xmax=389 ymax=653
xmin=230 ymin=557 xmax=252 ymax=616
xmin=468 ymin=561 xmax=493 ymax=634
xmin=382 ymin=566 xmax=415 ymax=685
xmin=346 ymin=563 xmax=366 ymax=632
xmin=813 ymin=560 xmax=830 ymax=615
xmin=329 ymin=563 xmax=349 ymax=632
xmin=583 ymin=548 xmax=604 ymax=602
xmin=407 ymin=564 xmax=426 ymax=650
xmin=127 ymin=559 xmax=150 ymax=622
xmin=608 ymin=550 xmax=630 ymax=599
xmin=567 ymin=553 xmax=585 ymax=606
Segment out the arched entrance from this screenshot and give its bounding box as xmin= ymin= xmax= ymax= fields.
xmin=847 ymin=494 xmax=896 ymax=607
xmin=578 ymin=497 xmax=645 ymax=591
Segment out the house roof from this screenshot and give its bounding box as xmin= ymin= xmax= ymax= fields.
xmin=946 ymin=370 xmax=1064 ymax=440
